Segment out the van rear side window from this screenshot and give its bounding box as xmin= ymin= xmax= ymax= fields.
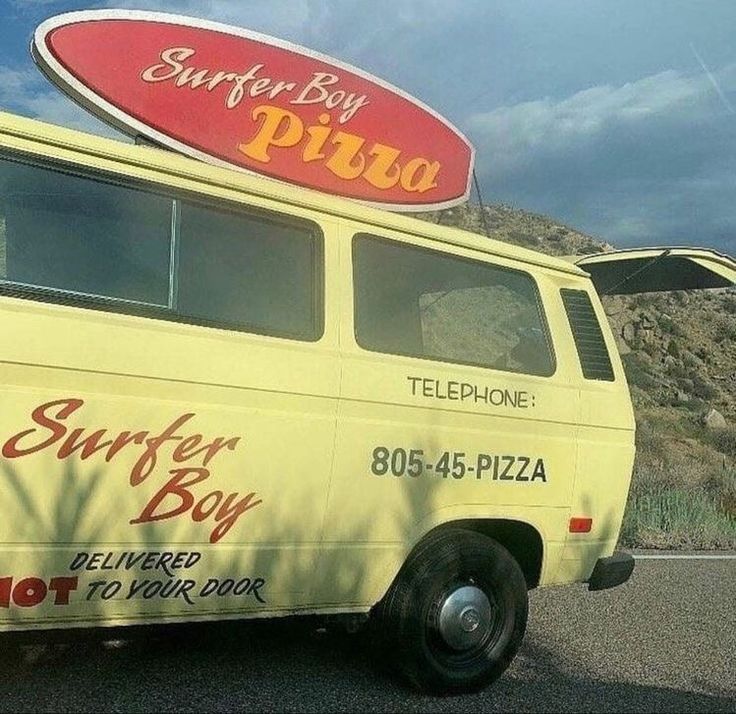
xmin=353 ymin=234 xmax=554 ymax=376
xmin=0 ymin=155 xmax=322 ymax=341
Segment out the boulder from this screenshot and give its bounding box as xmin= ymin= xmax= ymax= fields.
xmin=702 ymin=408 xmax=727 ymax=429
xmin=662 ymin=355 xmax=679 ymax=372
xmin=674 ymin=390 xmax=690 ymax=404
xmin=604 ymin=297 xmax=624 ymax=316
xmin=622 ymin=322 xmax=637 ymax=344
xmin=614 ymin=336 xmax=631 ymax=355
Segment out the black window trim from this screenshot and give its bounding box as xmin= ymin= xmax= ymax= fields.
xmin=352 ymin=232 xmax=557 ymax=377
xmin=0 ymin=148 xmax=325 ymax=343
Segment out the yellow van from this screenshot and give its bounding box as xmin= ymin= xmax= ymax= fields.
xmin=0 ymin=110 xmax=734 ymax=694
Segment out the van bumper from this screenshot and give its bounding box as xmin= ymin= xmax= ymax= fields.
xmin=587 ymin=551 xmax=635 ymax=591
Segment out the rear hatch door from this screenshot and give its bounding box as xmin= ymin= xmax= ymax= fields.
xmin=573 ymin=248 xmax=736 ymax=295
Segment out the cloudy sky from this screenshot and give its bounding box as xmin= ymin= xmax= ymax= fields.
xmin=2 ymin=0 xmax=736 ymax=251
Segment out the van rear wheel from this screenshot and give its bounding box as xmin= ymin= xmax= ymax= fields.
xmin=376 ymin=528 xmax=528 ymax=694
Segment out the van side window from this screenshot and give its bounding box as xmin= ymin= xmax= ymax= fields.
xmin=353 ymin=234 xmax=554 ymax=376
xmin=0 ymin=155 xmax=323 ymax=342
xmin=0 ymin=156 xmax=171 ymax=305
xmin=178 ymin=202 xmax=322 ymax=339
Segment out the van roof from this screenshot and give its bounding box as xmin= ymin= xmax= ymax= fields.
xmin=0 ymin=109 xmax=587 ymax=278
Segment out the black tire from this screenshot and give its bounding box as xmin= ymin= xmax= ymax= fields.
xmin=375 ymin=528 xmax=528 ymax=694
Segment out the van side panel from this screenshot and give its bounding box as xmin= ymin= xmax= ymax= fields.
xmin=312 ymin=225 xmax=587 ymax=607
xmin=0 ymin=155 xmax=342 ymax=630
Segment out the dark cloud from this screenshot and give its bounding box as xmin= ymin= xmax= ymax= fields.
xmin=468 ymin=64 xmax=736 ymax=252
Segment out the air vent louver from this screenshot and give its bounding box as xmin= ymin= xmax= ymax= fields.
xmin=561 ymin=289 xmax=615 ymax=381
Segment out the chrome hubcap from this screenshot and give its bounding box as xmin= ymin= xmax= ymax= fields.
xmin=437 ymin=585 xmax=493 ymax=651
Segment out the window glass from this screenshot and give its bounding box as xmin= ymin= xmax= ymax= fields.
xmin=354 ymin=234 xmax=554 ymax=375
xmin=177 ymin=202 xmax=321 ymax=340
xmin=0 ymin=157 xmax=171 ymax=304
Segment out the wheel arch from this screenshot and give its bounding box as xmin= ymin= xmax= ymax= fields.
xmin=439 ymin=518 xmax=545 ymax=589
xmin=376 ymin=517 xmax=545 ymax=606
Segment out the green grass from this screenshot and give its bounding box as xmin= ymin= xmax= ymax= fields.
xmin=622 ymin=412 xmax=736 ymax=549
xmin=620 ymin=486 xmax=736 ymax=549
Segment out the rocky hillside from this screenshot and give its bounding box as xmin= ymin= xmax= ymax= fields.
xmin=419 ymin=202 xmax=616 ymax=257
xmin=418 ymin=202 xmax=736 ymax=548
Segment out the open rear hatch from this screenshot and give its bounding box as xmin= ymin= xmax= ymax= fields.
xmin=573 ymin=248 xmax=736 ymax=295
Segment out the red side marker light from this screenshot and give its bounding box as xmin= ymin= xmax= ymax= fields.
xmin=569 ymin=517 xmax=593 ymax=533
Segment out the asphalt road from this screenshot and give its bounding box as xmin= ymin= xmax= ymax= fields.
xmin=0 ymin=556 xmax=734 ymax=713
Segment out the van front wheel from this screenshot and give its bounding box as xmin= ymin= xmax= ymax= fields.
xmin=377 ymin=528 xmax=528 ymax=694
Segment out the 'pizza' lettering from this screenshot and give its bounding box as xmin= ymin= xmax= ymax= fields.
xmin=477 ymin=455 xmax=547 ymax=483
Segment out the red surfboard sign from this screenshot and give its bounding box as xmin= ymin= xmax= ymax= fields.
xmin=32 ymin=10 xmax=474 ymax=211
